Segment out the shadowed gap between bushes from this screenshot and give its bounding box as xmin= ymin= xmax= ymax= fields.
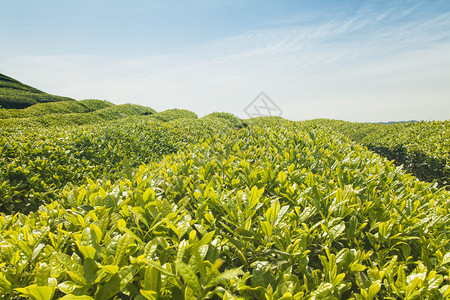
xmin=368 ymin=145 xmax=449 ymax=189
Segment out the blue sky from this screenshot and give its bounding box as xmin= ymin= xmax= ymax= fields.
xmin=1 ymin=0 xmax=449 ymax=121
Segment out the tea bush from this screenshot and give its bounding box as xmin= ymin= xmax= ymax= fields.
xmin=0 ymin=119 xmax=449 ymax=299
xmin=0 ymin=104 xmax=156 ymax=128
xmin=0 ymin=100 xmax=114 ymax=119
xmin=311 ymin=120 xmax=450 ymax=188
xmin=150 ymin=109 xmax=198 ymax=122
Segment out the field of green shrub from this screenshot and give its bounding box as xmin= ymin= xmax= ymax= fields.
xmin=311 ymin=120 xmax=450 ymax=189
xmin=149 ymin=109 xmax=198 ymax=122
xmin=1 ymin=111 xmax=449 ymax=299
xmin=0 ymin=100 xmax=114 ymax=119
xmin=0 ymin=104 xmax=157 ymax=128
xmin=1 ymin=73 xmax=449 ymax=299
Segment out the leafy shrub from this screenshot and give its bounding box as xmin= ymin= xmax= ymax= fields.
xmin=78 ymin=99 xmax=115 ymax=112
xmin=0 ymin=119 xmax=171 ymax=213
xmin=0 ymin=88 xmax=75 ymax=109
xmin=0 ymin=99 xmax=114 ymax=119
xmin=311 ymin=119 xmax=450 ymax=189
xmin=0 ymin=104 xmax=156 ymax=127
xmin=0 ymin=121 xmax=449 ymax=299
xmin=0 ymin=114 xmax=238 ymax=214
xmin=150 ymin=109 xmax=198 ymax=122
xmin=203 ymin=112 xmax=247 ymax=129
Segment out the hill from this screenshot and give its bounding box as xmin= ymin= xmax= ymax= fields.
xmin=0 ymin=73 xmax=75 ymax=109
xmin=0 ymin=99 xmax=114 ymax=119
xmin=375 ymin=120 xmax=418 ymax=125
xmin=0 ymin=73 xmax=157 ymax=126
xmin=0 ymin=103 xmax=156 ymax=127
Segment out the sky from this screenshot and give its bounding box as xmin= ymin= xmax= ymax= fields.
xmin=1 ymin=0 xmax=449 ymax=122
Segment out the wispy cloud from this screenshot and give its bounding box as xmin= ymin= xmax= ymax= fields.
xmin=2 ymin=1 xmax=450 ymax=121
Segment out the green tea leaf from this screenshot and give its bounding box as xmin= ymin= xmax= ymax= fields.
xmin=113 ymin=233 xmax=131 ymax=266
xmin=95 ymin=274 xmax=121 ymax=300
xmin=57 ymin=281 xmax=78 ymax=294
xmin=367 ymin=280 xmax=381 ymax=300
xmin=59 ymin=295 xmax=95 ymax=300
xmin=35 ymin=262 xmax=50 ymax=286
xmin=0 ymin=273 xmax=12 ymax=292
xmin=144 ymin=266 xmax=161 ymax=295
xmin=16 ymin=285 xmax=55 ymax=300
xmin=140 ymin=289 xmax=158 ymax=300
xmin=176 ymin=261 xmax=201 ymax=296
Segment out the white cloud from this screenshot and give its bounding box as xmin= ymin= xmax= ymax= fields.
xmin=2 ymin=1 xmax=449 ymax=121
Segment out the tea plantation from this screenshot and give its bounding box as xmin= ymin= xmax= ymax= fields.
xmin=0 ymin=73 xmax=74 ymax=109
xmin=310 ymin=119 xmax=449 ymax=189
xmin=0 ymin=75 xmax=449 ymax=299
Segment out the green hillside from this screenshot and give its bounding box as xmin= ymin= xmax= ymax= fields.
xmin=149 ymin=108 xmax=198 ymax=122
xmin=0 ymin=73 xmax=158 ymax=126
xmin=0 ymin=99 xmax=114 ymax=119
xmin=0 ymin=73 xmax=74 ymax=109
xmin=0 ymin=73 xmax=449 ymax=299
xmin=0 ymin=115 xmax=449 ymax=299
xmin=0 ymin=103 xmax=156 ymax=127
xmin=0 ymin=73 xmax=44 ymax=94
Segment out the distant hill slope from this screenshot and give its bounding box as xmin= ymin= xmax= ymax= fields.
xmin=0 ymin=99 xmax=114 ymax=119
xmin=0 ymin=103 xmax=156 ymax=127
xmin=0 ymin=73 xmax=74 ymax=109
xmin=375 ymin=120 xmax=418 ymax=125
xmin=150 ymin=108 xmax=198 ymax=122
xmin=0 ymin=73 xmax=44 ymax=93
xmin=0 ymin=73 xmax=157 ymax=125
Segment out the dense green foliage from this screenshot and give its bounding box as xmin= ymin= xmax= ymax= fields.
xmin=149 ymin=109 xmax=198 ymax=122
xmin=0 ymin=73 xmax=74 ymax=109
xmin=311 ymin=120 xmax=450 ymax=188
xmin=0 ymin=73 xmax=43 ymax=94
xmin=0 ymin=114 xmax=449 ymax=299
xmin=204 ymin=112 xmax=248 ymax=129
xmin=0 ymin=114 xmax=241 ymax=214
xmin=0 ymin=100 xmax=114 ymax=119
xmin=0 ymin=104 xmax=156 ymax=128
xmin=0 ymin=74 xmax=449 ymax=299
